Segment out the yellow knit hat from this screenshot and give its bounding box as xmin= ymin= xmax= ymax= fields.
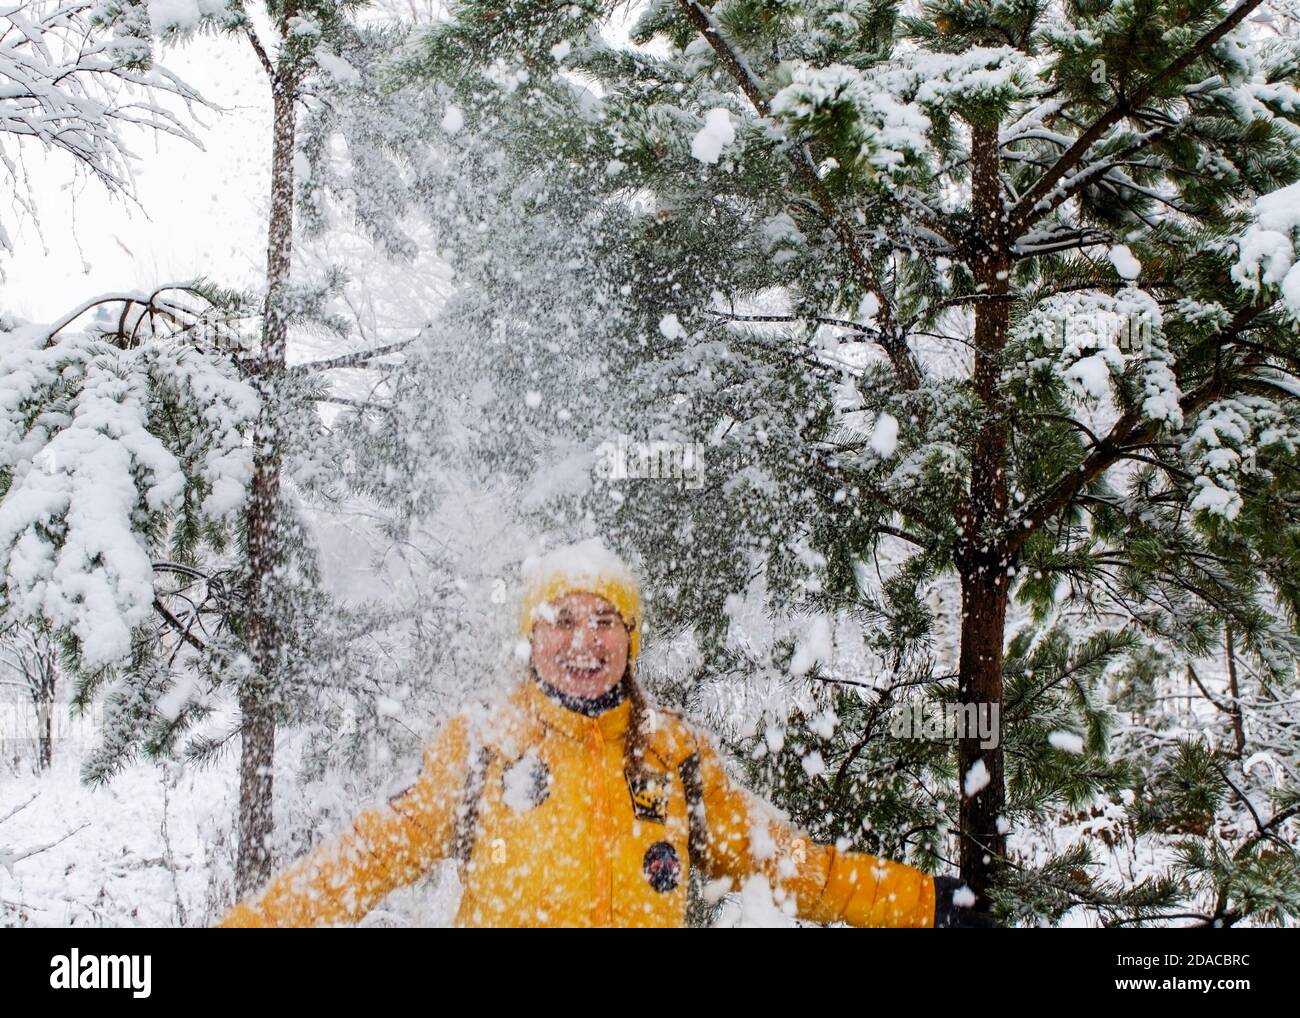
xmin=518 ymin=539 xmax=643 ymax=663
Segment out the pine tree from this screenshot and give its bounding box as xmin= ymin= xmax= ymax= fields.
xmin=0 ymin=283 xmax=261 ymax=777
xmin=403 ymin=0 xmax=1300 ymax=923
xmin=175 ymin=0 xmax=381 ymax=895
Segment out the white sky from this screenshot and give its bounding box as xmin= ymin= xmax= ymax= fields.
xmin=2 ymin=32 xmax=272 ymax=321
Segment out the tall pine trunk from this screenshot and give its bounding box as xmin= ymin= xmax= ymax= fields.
xmin=955 ymin=121 xmax=1011 ymax=904
xmin=237 ymin=68 xmax=297 ymax=897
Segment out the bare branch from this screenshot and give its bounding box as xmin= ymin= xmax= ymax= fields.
xmin=289 ymin=336 xmax=419 ymax=375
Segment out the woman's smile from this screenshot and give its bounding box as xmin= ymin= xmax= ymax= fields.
xmin=560 ymin=654 xmax=606 ymax=675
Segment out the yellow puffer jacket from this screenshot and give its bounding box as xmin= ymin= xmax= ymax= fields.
xmin=215 ymin=676 xmax=937 ymax=928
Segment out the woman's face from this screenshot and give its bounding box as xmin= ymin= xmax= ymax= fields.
xmin=530 ymin=591 xmax=631 ymax=699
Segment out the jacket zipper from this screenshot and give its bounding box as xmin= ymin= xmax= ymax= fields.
xmin=585 ymin=722 xmax=613 ymax=927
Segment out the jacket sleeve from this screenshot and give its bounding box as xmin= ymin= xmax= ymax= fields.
xmin=213 ymin=714 xmax=471 ymax=927
xmin=688 ymin=731 xmax=936 ymax=928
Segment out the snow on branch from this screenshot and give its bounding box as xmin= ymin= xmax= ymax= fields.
xmin=0 ymin=0 xmax=214 ymax=256
xmin=0 ymin=289 xmax=258 ymax=668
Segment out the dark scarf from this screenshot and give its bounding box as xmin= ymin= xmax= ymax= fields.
xmin=532 ymin=666 xmax=630 ymax=717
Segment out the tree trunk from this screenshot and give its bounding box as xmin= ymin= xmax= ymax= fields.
xmin=33 ymin=647 xmax=55 ymax=772
xmin=954 ymin=121 xmax=1011 ymax=905
xmin=36 ymin=696 xmax=52 ymax=771
xmin=235 ymin=687 xmax=276 ymax=895
xmin=1224 ymin=622 xmax=1245 ymax=760
xmin=237 ymin=68 xmax=297 ymax=898
xmin=957 ymin=563 xmax=1009 ymax=903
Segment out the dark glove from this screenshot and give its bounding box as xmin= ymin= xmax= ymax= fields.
xmin=933 ymin=875 xmax=998 ymax=928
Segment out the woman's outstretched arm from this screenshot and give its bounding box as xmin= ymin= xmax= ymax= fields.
xmin=688 ymin=730 xmax=939 ymax=928
xmin=214 ymin=714 xmax=471 ymax=927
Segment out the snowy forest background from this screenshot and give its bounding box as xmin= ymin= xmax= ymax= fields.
xmin=3 ymin=0 xmax=1300 ymax=927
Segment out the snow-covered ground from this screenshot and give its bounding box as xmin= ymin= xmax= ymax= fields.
xmin=2 ymin=742 xmax=235 ymax=927
xmin=0 ymin=719 xmax=470 ymax=927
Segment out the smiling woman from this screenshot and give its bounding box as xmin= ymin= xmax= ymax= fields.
xmin=214 ymin=538 xmax=985 ymax=928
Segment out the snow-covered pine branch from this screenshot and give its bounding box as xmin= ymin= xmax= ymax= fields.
xmin=0 ymin=286 xmax=258 ymax=670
